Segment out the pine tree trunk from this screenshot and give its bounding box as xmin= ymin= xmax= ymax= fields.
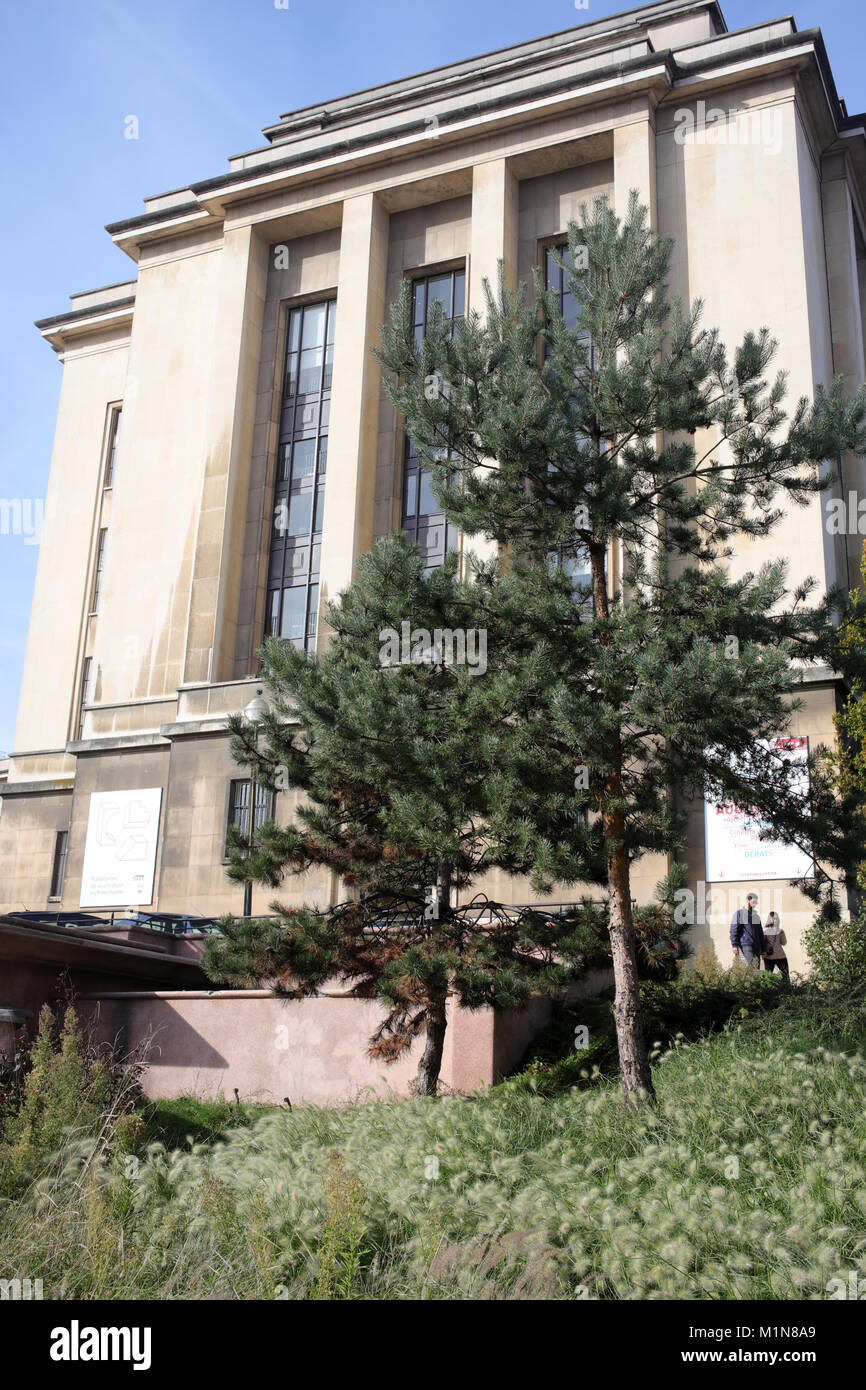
xmin=414 ymin=989 xmax=448 ymax=1097
xmin=606 ymin=819 xmax=654 ymax=1106
xmin=414 ymin=865 xmax=450 ymax=1097
xmin=590 ymin=542 xmax=654 ymax=1107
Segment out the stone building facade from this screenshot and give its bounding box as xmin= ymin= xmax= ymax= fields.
xmin=3 ymin=0 xmax=865 ymax=974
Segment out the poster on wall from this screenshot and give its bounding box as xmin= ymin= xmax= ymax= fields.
xmin=704 ymin=737 xmax=814 ymax=882
xmin=79 ymin=787 xmax=163 ymax=908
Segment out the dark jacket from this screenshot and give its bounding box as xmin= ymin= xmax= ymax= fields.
xmin=730 ymin=906 xmax=765 ymax=953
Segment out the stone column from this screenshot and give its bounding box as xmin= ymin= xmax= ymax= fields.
xmin=469 ymin=157 xmax=519 ymax=308
xmin=466 ymin=159 xmax=519 ymax=570
xmin=317 ymin=192 xmax=389 ymax=621
xmin=821 ymin=155 xmax=866 ymax=390
xmin=821 ymin=153 xmax=866 ymax=590
xmin=611 ymin=113 xmax=659 ymax=610
xmin=613 ymin=106 xmax=658 ymax=227
xmin=184 ymin=223 xmax=269 ymax=685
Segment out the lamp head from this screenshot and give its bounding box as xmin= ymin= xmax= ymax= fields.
xmin=244 ymin=687 xmax=269 ymax=723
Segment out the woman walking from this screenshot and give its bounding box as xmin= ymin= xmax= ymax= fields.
xmin=762 ymin=911 xmax=789 ymax=983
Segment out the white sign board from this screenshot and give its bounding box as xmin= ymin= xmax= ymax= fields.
xmin=79 ymin=787 xmax=163 ymax=908
xmin=704 ymin=737 xmax=814 ymax=883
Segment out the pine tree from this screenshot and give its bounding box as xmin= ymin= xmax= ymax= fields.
xmin=835 ymin=540 xmax=866 ymax=809
xmin=826 ymin=539 xmax=866 ymax=910
xmin=376 ymin=191 xmax=866 ymax=1105
xmin=203 ymin=538 xmax=607 ymax=1095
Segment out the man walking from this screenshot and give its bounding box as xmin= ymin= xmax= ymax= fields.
xmin=730 ymin=892 xmax=765 ymax=967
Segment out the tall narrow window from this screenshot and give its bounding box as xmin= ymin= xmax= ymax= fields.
xmin=49 ymin=830 xmax=69 ymax=899
xmin=545 ymin=242 xmax=601 ymax=612
xmin=265 ymin=298 xmax=334 ymax=651
xmin=548 ymin=547 xmax=595 ymax=613
xmin=225 ymin=778 xmax=273 ymax=856
xmin=91 ymin=529 xmax=108 ymax=614
xmin=544 ymin=243 xmax=593 ymax=353
xmin=77 ymin=657 xmax=93 ymax=739
xmin=104 ymin=408 xmax=121 ymax=489
xmin=402 ymin=268 xmax=465 ymax=572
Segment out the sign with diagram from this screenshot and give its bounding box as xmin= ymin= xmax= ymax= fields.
xmin=704 ymin=737 xmax=814 ymax=882
xmin=79 ymin=787 xmax=163 ymax=907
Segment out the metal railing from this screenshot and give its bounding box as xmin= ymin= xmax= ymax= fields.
xmin=9 ymin=909 xmax=220 ymax=937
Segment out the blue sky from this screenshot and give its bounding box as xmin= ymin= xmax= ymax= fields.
xmin=1 ymin=0 xmax=864 ymax=754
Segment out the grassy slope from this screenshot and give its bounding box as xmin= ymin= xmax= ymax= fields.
xmin=1 ymin=986 xmax=865 ymax=1300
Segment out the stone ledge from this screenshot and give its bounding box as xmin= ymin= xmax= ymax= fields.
xmin=0 ymin=779 xmax=74 ymax=797
xmin=67 ymin=733 xmax=169 ymax=753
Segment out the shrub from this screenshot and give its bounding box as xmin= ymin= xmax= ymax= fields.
xmin=513 ymin=997 xmax=618 ymax=1093
xmin=114 ymin=1112 xmax=147 ymax=1156
xmin=0 ymin=1004 xmax=142 ymax=1198
xmin=641 ymin=957 xmax=788 ymax=1047
xmin=804 ymin=905 xmax=866 ymax=993
xmin=689 ymin=942 xmax=730 ymax=987
xmin=138 ymin=1095 xmax=252 ymax=1149
xmin=310 ymin=1153 xmax=369 ymax=1300
xmin=514 ymin=963 xmax=789 ymax=1093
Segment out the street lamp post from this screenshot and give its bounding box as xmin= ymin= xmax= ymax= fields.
xmin=242 ymin=687 xmax=269 ymax=918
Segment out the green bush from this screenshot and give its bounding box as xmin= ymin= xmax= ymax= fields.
xmin=0 ymin=1005 xmax=141 ymax=1198
xmin=138 ymin=1095 xmax=254 ymax=1150
xmin=514 ymin=961 xmax=790 ymax=1094
xmin=512 ymin=997 xmax=618 ymax=1093
xmin=805 ymin=905 xmax=866 ymax=993
xmin=642 ymin=956 xmax=788 ymax=1046
xmin=114 ymin=1112 xmax=147 ymax=1156
xmin=310 ymin=1153 xmax=370 ymax=1300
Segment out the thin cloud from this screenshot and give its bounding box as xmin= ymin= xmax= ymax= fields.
xmin=96 ymin=0 xmax=259 ymax=138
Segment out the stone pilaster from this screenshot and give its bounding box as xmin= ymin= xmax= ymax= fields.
xmin=821 ymin=153 xmax=866 ymax=590
xmin=466 ymin=160 xmax=519 ymax=570
xmin=469 ymin=157 xmax=519 ymax=308
xmin=185 ymin=224 xmax=269 ymax=685
xmin=317 ymin=192 xmax=389 ymax=618
xmin=614 ymin=107 xmax=658 ymax=226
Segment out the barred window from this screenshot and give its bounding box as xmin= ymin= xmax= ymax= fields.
xmin=548 ymin=546 xmax=595 ymax=614
xmin=401 ymin=268 xmax=464 ymax=572
xmin=77 ymin=657 xmax=94 ymax=739
xmin=90 ymin=528 xmax=108 ymax=614
xmin=49 ymin=830 xmax=69 ymax=899
xmin=104 ymin=407 xmax=121 ymax=489
xmin=544 ymin=243 xmax=594 ymax=363
xmin=265 ymin=297 xmax=334 ymax=651
xmin=225 ymin=778 xmax=273 ymax=856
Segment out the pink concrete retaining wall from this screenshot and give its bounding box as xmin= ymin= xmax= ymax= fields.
xmin=82 ymin=989 xmax=553 ymax=1106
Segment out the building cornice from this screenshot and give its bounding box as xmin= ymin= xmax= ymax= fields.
xmin=105 ymin=49 xmax=674 ymax=260
xmin=37 ymin=3 xmax=866 ymax=322
xmin=0 ymin=779 xmax=75 ymax=798
xmin=35 ymin=287 xmax=136 ymax=356
xmin=106 ymin=28 xmax=861 ymax=261
xmin=258 ymin=0 xmax=719 ymax=145
xmin=196 ymin=56 xmax=672 ymax=203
